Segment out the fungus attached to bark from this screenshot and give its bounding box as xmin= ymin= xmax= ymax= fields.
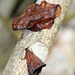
xmin=41 ymin=1 xmax=61 ymax=18
xmin=24 ymin=48 xmax=46 ymax=75
xmin=12 ymin=1 xmax=61 ymax=31
xmin=28 ymin=17 xmax=54 ymax=31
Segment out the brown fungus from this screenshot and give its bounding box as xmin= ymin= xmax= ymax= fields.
xmin=12 ymin=1 xmax=61 ymax=31
xmin=41 ymin=1 xmax=61 ymax=18
xmin=24 ymin=48 xmax=46 ymax=75
xmin=28 ymin=17 xmax=54 ymax=31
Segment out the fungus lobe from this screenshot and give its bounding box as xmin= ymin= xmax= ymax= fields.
xmin=24 ymin=48 xmax=46 ymax=75
xmin=12 ymin=1 xmax=61 ymax=31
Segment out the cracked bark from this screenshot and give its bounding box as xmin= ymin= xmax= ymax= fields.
xmin=2 ymin=0 xmax=73 ymax=75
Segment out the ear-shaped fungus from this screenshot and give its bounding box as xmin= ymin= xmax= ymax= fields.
xmin=28 ymin=17 xmax=54 ymax=31
xmin=12 ymin=1 xmax=61 ymax=31
xmin=41 ymin=1 xmax=61 ymax=18
xmin=24 ymin=48 xmax=46 ymax=75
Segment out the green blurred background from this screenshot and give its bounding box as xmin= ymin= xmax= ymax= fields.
xmin=0 ymin=0 xmax=75 ymax=75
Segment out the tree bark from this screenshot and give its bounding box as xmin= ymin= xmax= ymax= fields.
xmin=2 ymin=0 xmax=73 ymax=75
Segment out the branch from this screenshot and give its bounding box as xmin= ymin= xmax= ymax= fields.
xmin=2 ymin=0 xmax=73 ymax=75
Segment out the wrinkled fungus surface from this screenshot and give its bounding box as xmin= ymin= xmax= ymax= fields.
xmin=12 ymin=1 xmax=61 ymax=31
xmin=24 ymin=48 xmax=46 ymax=75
